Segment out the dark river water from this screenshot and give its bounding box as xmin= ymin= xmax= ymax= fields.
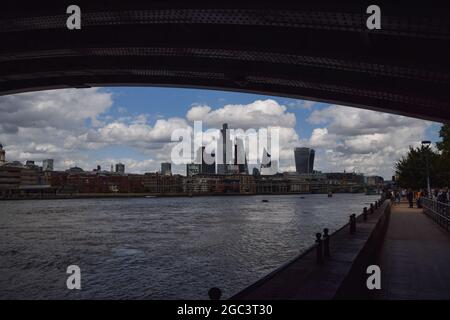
xmin=0 ymin=193 xmax=379 ymax=299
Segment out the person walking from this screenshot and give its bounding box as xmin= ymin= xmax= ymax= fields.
xmin=407 ymin=189 xmax=414 ymax=208
xmin=417 ymin=189 xmax=424 ymax=208
xmin=395 ymin=191 xmax=401 ymax=204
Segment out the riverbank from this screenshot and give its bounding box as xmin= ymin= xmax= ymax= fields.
xmin=0 ymin=191 xmax=372 ymax=201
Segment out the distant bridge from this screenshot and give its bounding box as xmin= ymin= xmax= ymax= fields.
xmin=1 ymin=1 xmax=450 ymax=122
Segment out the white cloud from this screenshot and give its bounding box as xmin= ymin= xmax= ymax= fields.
xmin=0 ymin=88 xmax=113 ymax=131
xmin=186 ymin=99 xmax=296 ymax=129
xmin=186 ymin=100 xmax=301 ymax=171
xmin=0 ymin=87 xmax=196 ymax=173
xmin=307 ymin=105 xmax=434 ymax=178
xmin=0 ymin=90 xmax=435 ymax=179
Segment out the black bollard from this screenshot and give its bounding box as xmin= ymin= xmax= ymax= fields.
xmin=208 ymin=287 xmax=222 ymax=300
xmin=349 ymin=214 xmax=356 ymax=234
xmin=323 ymin=228 xmax=330 ymax=258
xmin=370 ymin=203 xmax=374 ymax=214
xmin=363 ymin=207 xmax=368 ymax=221
xmin=375 ymin=201 xmax=378 ymax=209
xmin=316 ymin=233 xmax=323 ymax=264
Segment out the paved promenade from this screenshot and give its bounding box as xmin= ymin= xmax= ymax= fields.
xmin=232 ymin=201 xmax=390 ymax=300
xmin=378 ymin=203 xmax=450 ymax=299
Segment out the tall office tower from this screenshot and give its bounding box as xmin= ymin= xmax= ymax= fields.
xmin=234 ymin=138 xmax=248 ymax=174
xmin=186 ymin=163 xmax=201 ymax=176
xmin=115 ymin=163 xmax=125 ymax=174
xmin=161 ymin=162 xmax=172 ymax=176
xmin=0 ymin=142 xmax=5 ymax=165
xmin=260 ymin=149 xmax=273 ymax=175
xmin=200 ymin=146 xmax=216 ymax=174
xmin=217 ymin=123 xmax=232 ymax=174
xmin=42 ymin=159 xmax=54 ymax=171
xmin=294 ymin=147 xmax=315 ymax=174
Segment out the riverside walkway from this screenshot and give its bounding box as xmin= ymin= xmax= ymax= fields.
xmin=231 ymin=199 xmax=450 ymax=300
xmin=231 ymin=200 xmax=390 ymax=300
xmin=377 ymin=203 xmax=450 ymax=299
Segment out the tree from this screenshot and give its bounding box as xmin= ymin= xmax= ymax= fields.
xmin=437 ymin=124 xmax=450 ymax=156
xmin=395 ymin=124 xmax=450 ymax=189
xmin=436 ymin=124 xmax=450 ymax=186
xmin=395 ymin=146 xmax=440 ymax=189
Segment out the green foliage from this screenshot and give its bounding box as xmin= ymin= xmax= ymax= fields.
xmin=437 ymin=124 xmax=450 ymax=156
xmin=395 ymin=146 xmax=439 ymax=189
xmin=395 ymin=124 xmax=450 ymax=188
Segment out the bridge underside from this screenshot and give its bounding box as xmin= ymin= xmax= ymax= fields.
xmin=1 ymin=1 xmax=450 ymax=122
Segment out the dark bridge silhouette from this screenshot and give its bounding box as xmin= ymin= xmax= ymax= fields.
xmin=1 ymin=1 xmax=450 ymax=122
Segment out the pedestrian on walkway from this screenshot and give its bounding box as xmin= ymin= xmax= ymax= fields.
xmin=417 ymin=189 xmax=425 ymax=208
xmin=437 ymin=189 xmax=449 ymax=204
xmin=395 ymin=191 xmax=401 ymax=204
xmin=407 ymin=189 xmax=414 ymax=208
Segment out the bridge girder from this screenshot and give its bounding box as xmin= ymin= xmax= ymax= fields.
xmin=1 ymin=1 xmax=450 ymax=122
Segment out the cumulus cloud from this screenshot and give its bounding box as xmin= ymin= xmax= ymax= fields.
xmin=0 ymin=88 xmax=196 ymax=173
xmin=0 ymin=88 xmax=113 ymax=131
xmin=186 ymin=100 xmax=301 ymax=171
xmin=83 ymin=117 xmax=190 ymax=145
xmin=0 ymin=88 xmax=435 ymax=178
xmin=307 ymin=105 xmax=435 ymax=178
xmin=186 ymin=99 xmax=296 ymax=129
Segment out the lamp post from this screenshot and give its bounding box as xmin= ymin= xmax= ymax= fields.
xmin=421 ymin=140 xmax=431 ymax=197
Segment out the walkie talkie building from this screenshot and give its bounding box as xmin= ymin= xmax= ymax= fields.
xmin=294 ymin=147 xmax=315 ymax=174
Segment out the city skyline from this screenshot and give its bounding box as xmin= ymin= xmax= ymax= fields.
xmin=0 ymin=87 xmax=442 ymax=179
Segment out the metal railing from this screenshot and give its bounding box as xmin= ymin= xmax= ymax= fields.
xmin=421 ymin=197 xmax=450 ymax=231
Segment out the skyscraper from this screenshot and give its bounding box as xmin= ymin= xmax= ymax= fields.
xmin=234 ymin=138 xmax=248 ymax=174
xmin=161 ymin=162 xmax=172 ymax=176
xmin=260 ymin=149 xmax=277 ymax=175
xmin=294 ymin=147 xmax=315 ymax=174
xmin=42 ymin=159 xmax=54 ymax=171
xmin=217 ymin=123 xmax=232 ymax=174
xmin=115 ymin=163 xmax=125 ymax=174
xmin=186 ymin=163 xmax=201 ymax=176
xmin=0 ymin=143 xmax=5 ymax=165
xmin=200 ymin=147 xmax=216 ymax=174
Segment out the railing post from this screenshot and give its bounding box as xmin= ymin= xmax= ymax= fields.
xmin=363 ymin=207 xmax=368 ymax=221
xmin=349 ymin=214 xmax=356 ymax=235
xmin=323 ymin=228 xmax=330 ymax=258
xmin=208 ymin=287 xmax=222 ymax=300
xmin=316 ymin=232 xmax=323 ymax=264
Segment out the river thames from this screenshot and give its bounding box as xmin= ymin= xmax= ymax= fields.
xmin=0 ymin=193 xmax=379 ymax=299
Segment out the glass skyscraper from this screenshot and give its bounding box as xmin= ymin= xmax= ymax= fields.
xmin=294 ymin=147 xmax=315 ymax=174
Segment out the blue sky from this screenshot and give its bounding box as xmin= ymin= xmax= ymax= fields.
xmin=104 ymin=86 xmax=441 ymax=139
xmin=0 ymin=86 xmax=443 ymax=179
xmin=94 ymin=87 xmax=321 ymax=160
